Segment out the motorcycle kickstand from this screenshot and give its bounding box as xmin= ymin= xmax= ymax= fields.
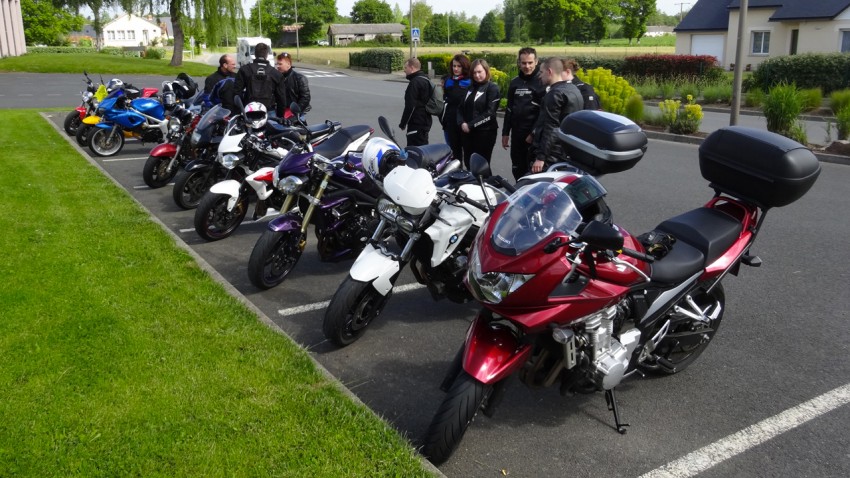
xmin=604 ymin=388 xmax=630 ymax=434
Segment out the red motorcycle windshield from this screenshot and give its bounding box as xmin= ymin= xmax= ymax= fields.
xmin=491 ymin=182 xmax=583 ymax=256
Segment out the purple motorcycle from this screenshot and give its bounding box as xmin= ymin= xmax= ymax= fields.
xmin=246 ymin=116 xmax=458 ymax=290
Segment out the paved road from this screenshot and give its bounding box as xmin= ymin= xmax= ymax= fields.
xmin=8 ymin=71 xmax=850 ymax=477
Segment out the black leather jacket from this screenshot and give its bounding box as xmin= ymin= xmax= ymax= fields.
xmin=400 ymin=70 xmax=432 ymax=129
xmin=204 ymin=68 xmax=235 ymax=94
xmin=276 ymin=68 xmax=311 ymax=116
xmin=440 ymin=75 xmax=470 ymax=127
xmin=533 ymin=81 xmax=583 ymax=164
xmin=458 ymin=80 xmax=500 ymax=131
xmin=502 ymin=66 xmax=546 ymax=136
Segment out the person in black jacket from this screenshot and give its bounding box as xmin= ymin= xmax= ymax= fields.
xmin=275 ymin=52 xmax=312 ymax=119
xmin=399 ymin=58 xmax=433 ymax=147
xmin=530 ymin=57 xmax=583 ymax=173
xmin=228 ymin=42 xmax=281 ymax=112
xmin=441 ymin=54 xmax=471 ymax=160
xmin=458 ymin=59 xmax=501 ymax=168
xmin=562 ymin=58 xmax=600 ymax=110
xmin=204 ymin=54 xmax=237 ymax=93
xmin=502 ymin=47 xmax=547 ymax=180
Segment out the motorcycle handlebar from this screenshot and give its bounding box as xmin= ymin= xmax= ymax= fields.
xmin=451 ymin=190 xmax=490 ymax=213
xmin=619 ymin=247 xmax=655 ymax=264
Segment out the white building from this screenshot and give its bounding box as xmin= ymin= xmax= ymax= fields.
xmin=101 ymin=13 xmax=162 ymax=47
xmin=1 ymin=0 xmax=27 ymax=57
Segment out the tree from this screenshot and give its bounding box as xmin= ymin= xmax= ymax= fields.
xmin=254 ymin=0 xmax=336 ymax=42
xmin=451 ymin=21 xmax=476 ymax=43
xmin=351 ymin=0 xmax=394 ymax=24
xmin=503 ymin=0 xmax=527 ymax=43
xmin=406 ymin=0 xmax=433 ymax=30
xmin=621 ymin=0 xmax=654 ymax=44
xmin=22 ymin=0 xmax=85 ymax=45
xmin=423 ymin=12 xmax=448 ymax=44
xmin=476 ymin=11 xmax=504 ymax=43
xmin=392 ymin=3 xmax=403 ymax=22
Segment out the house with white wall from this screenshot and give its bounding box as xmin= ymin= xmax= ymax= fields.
xmin=101 ymin=13 xmax=162 ymax=47
xmin=675 ymin=0 xmax=850 ymax=69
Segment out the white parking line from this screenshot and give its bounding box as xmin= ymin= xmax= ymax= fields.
xmin=277 ymin=283 xmax=426 ymax=317
xmin=103 ymin=156 xmax=148 ymax=162
xmin=640 ymin=382 xmax=850 ymax=478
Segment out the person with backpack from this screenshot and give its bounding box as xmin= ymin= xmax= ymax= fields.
xmin=275 ymin=52 xmax=311 ymax=120
xmin=561 ymin=58 xmax=601 ymax=110
xmin=458 ymin=59 xmax=501 ymax=168
xmin=441 ymin=54 xmax=471 ymax=161
xmin=227 ymin=43 xmax=281 ymax=113
xmin=502 ymin=47 xmax=547 ymax=180
xmin=398 ymin=57 xmax=432 ymax=147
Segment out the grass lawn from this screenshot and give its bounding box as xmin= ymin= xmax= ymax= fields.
xmin=0 ymin=110 xmax=432 ymax=477
xmin=0 ymin=52 xmax=212 ymax=76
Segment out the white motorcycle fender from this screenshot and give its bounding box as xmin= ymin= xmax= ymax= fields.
xmin=349 ymin=244 xmax=399 ymax=296
xmin=209 ymin=179 xmax=242 ymax=211
xmin=246 ymin=167 xmax=276 ymax=200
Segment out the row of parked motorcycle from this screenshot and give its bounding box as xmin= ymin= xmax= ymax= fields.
xmin=61 ymin=72 xmax=823 ymax=465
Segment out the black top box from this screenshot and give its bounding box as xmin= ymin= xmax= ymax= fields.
xmin=556 ymin=110 xmax=647 ymax=176
xmin=699 ymin=126 xmax=821 ymax=208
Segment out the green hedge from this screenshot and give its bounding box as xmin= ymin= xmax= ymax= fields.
xmin=27 ymin=46 xmax=98 ymax=55
xmin=622 ymin=54 xmax=723 ymax=83
xmin=349 ymin=48 xmax=405 ymax=72
xmin=751 ymin=53 xmax=850 ymax=94
xmin=417 ymin=54 xmax=453 ymax=76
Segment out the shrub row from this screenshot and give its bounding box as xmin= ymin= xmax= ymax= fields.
xmin=751 ymin=53 xmax=850 ymax=94
xmin=349 ymin=48 xmax=405 ymax=72
xmin=622 ymin=54 xmax=724 ymax=82
xmin=27 ymin=46 xmax=97 ymax=54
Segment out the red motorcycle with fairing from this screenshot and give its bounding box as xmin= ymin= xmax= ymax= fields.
xmin=422 ymin=111 xmax=822 ymax=465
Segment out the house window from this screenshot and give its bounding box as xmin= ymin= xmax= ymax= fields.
xmin=107 ymin=31 xmax=115 ymax=40
xmin=842 ymin=31 xmax=850 ymax=53
xmin=118 ymin=30 xmax=125 ymax=40
xmin=752 ymin=31 xmax=770 ymax=54
xmin=128 ymin=31 xmax=135 ymax=40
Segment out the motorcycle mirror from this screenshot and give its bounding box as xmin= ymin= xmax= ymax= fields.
xmin=578 ymin=221 xmax=624 ymax=251
xmin=378 ymin=116 xmax=398 ymax=144
xmin=289 ymin=102 xmax=301 ymax=116
xmin=469 ymin=153 xmax=492 ymax=178
xmin=234 ymin=95 xmax=245 ymax=114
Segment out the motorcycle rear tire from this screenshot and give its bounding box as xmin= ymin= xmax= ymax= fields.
xmin=422 ymin=370 xmax=493 ymax=466
xmin=322 ymin=276 xmax=393 ymax=347
xmin=64 ymin=111 xmax=82 ymax=136
xmin=143 ymin=154 xmax=180 ymax=189
xmin=247 ymin=229 xmax=305 ymax=289
xmin=638 ymin=282 xmax=726 ymax=375
xmin=194 ymin=191 xmax=249 ymax=241
xmin=75 ymin=124 xmax=92 ymax=146
xmin=172 ymin=168 xmax=217 ymax=210
xmin=88 ymin=128 xmax=125 ymax=157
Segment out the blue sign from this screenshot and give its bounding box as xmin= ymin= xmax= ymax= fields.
xmin=411 ymin=28 xmax=420 ymax=42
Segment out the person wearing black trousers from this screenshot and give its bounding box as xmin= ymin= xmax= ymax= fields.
xmin=458 ymin=59 xmax=501 ymax=168
xmin=502 ymin=47 xmax=546 ymax=180
xmin=399 ymin=58 xmax=433 ymax=147
xmin=440 ymin=54 xmax=471 ymax=160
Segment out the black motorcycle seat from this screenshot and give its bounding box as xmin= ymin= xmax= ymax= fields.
xmin=648 ymin=207 xmax=742 ymax=284
xmin=313 ymin=125 xmax=372 ymax=158
xmin=405 ymin=144 xmax=452 ymax=171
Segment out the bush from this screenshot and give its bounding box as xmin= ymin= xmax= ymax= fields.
xmin=751 ymin=53 xmax=850 ymax=94
xmin=659 ymin=81 xmax=676 ymax=100
xmin=701 ymin=84 xmax=732 ymax=104
xmin=678 ymin=82 xmax=699 ymax=101
xmin=829 ymin=89 xmax=850 ymax=114
xmin=799 ymin=88 xmax=823 ymax=111
xmin=633 ymin=78 xmax=661 ymax=100
xmin=577 ymin=67 xmax=638 ymax=115
xmin=417 ymin=53 xmax=453 ymax=76
xmin=622 ymin=54 xmax=723 ymax=83
xmin=348 ymin=48 xmax=405 ymax=72
xmin=489 ymin=67 xmax=510 ymax=101
xmin=788 ymin=121 xmax=808 ymax=145
xmin=78 ymin=38 xmax=93 ymax=48
xmin=144 ymin=47 xmax=165 ymax=60
xmin=27 ymin=46 xmax=97 ymax=54
xmin=658 ymin=95 xmax=703 ymax=135
xmin=836 ymin=106 xmax=850 ymax=140
xmin=99 ymin=46 xmax=124 ymax=56
xmin=763 ymin=83 xmax=803 ymax=137
xmin=744 ymin=87 xmax=765 ymax=108
xmin=623 ymin=94 xmax=644 ymax=124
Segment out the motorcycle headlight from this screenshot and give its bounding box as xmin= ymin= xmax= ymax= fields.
xmin=82 ymin=91 xmax=94 ymax=101
xmin=219 ymin=153 xmax=240 ymax=169
xmin=168 ymin=117 xmax=182 ymax=133
xmin=278 ymin=175 xmax=304 ymax=195
xmin=191 ymin=131 xmax=202 ymax=145
xmin=377 ymin=197 xmax=416 ymax=233
xmin=467 ymin=247 xmax=534 ymax=304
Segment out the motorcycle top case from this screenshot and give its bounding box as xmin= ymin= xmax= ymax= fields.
xmin=698 ymin=126 xmax=821 ymax=208
xmin=131 ymin=97 xmax=165 ymax=119
xmin=556 ymin=110 xmax=647 ymax=176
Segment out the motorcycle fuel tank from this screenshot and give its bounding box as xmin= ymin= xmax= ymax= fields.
xmin=131 ymin=97 xmax=165 ymax=119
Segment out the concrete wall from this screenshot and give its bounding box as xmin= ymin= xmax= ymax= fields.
xmin=0 ymin=0 xmax=27 ymax=58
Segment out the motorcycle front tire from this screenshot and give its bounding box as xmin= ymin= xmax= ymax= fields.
xmin=63 ymin=111 xmax=82 ymax=136
xmin=75 ymin=124 xmax=92 ymax=146
xmin=422 ymin=370 xmax=493 ymax=466
xmin=322 ymin=276 xmax=393 ymax=347
xmin=194 ymin=191 xmax=249 ymax=241
xmin=247 ymin=229 xmax=305 ymax=289
xmin=142 ymin=154 xmax=178 ymax=189
xmin=88 ymin=127 xmax=125 ymax=157
xmin=172 ymin=168 xmax=217 ymax=210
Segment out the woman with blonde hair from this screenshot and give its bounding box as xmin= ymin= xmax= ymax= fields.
xmin=457 ymin=59 xmax=501 ymax=167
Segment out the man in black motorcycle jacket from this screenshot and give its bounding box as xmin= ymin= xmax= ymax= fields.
xmin=562 ymin=58 xmax=601 ymax=110
xmin=399 ymin=58 xmax=433 ymax=147
xmin=227 ymin=42 xmax=282 ymax=112
xmin=204 ymin=54 xmax=237 ymax=94
xmin=530 ymin=57 xmax=583 ymax=173
xmin=502 ymin=47 xmax=546 ymax=180
xmin=275 ymin=52 xmax=312 ymax=119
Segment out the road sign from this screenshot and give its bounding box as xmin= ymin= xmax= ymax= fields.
xmin=411 ymin=28 xmax=420 ymax=43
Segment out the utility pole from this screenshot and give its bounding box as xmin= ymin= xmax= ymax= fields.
xmin=675 ymin=2 xmax=690 ymax=22
xmin=295 ymin=0 xmax=300 ymax=60
xmin=731 ymin=0 xmax=748 ymax=125
xmin=409 ymin=0 xmax=413 ymax=58
xmin=258 ymin=0 xmax=262 ymax=36
xmin=447 ymin=12 xmax=450 ymax=45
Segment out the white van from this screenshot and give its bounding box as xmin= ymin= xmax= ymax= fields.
xmin=236 ymin=37 xmax=273 ymax=66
